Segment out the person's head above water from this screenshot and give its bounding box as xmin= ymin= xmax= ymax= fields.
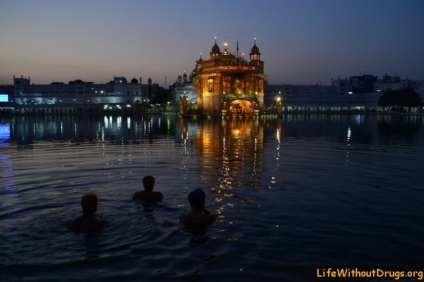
xmin=133 ymin=175 xmax=163 ymax=203
xmin=142 ymin=175 xmax=155 ymax=191
xmin=81 ymin=193 xmax=98 ymax=215
xmin=179 ymin=188 xmax=215 ymax=226
xmin=188 ymin=188 xmax=206 ymax=208
xmin=67 ymin=193 xmax=104 ymax=233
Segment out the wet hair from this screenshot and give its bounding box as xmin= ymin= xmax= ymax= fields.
xmin=188 ymin=188 xmax=205 ymax=207
xmin=142 ymin=175 xmax=155 ymax=190
xmin=81 ymin=193 xmax=98 ymax=215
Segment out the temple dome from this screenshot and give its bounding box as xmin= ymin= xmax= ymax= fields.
xmin=211 ymin=42 xmax=220 ymax=54
xmin=251 ymin=43 xmax=260 ymax=54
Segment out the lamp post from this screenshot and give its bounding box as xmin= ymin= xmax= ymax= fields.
xmin=275 ymin=94 xmax=283 ymax=115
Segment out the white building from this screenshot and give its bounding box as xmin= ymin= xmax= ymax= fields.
xmin=10 ymin=75 xmax=144 ymax=113
xmin=171 ymin=72 xmax=196 ymax=104
xmin=266 ymin=82 xmax=383 ymax=112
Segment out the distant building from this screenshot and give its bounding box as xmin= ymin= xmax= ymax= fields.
xmin=266 ymin=83 xmax=358 ymax=112
xmin=415 ymin=80 xmax=424 ymax=102
xmin=266 ymin=74 xmax=382 ymax=111
xmin=374 ymin=73 xmax=416 ymax=92
xmin=7 ymin=75 xmax=145 ymax=114
xmin=1 ymin=71 xmax=422 ymax=114
xmin=171 ymin=72 xmax=196 ymax=104
xmin=349 ymin=74 xmax=377 ymax=93
xmin=266 ymin=73 xmax=423 ymax=112
xmin=191 ymin=38 xmax=266 ymax=116
xmin=0 ymin=83 xmax=14 ymax=112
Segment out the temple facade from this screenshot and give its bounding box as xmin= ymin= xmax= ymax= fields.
xmin=189 ymin=39 xmax=266 ymax=117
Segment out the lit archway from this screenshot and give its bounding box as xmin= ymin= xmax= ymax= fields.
xmin=228 ymin=100 xmax=253 ymax=116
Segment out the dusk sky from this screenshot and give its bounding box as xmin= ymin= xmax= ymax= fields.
xmin=1 ymin=0 xmax=423 ymax=87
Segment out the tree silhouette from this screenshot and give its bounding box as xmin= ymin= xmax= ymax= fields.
xmin=378 ymin=88 xmax=422 ymax=108
xmin=151 ymin=89 xmax=174 ymax=104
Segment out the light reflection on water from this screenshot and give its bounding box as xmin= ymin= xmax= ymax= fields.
xmin=0 ymin=114 xmax=424 ymax=281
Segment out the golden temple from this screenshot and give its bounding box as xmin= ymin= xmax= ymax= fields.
xmin=182 ymin=38 xmax=266 ymax=117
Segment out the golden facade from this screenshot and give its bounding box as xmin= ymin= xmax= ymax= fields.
xmin=191 ymin=39 xmax=266 ymax=117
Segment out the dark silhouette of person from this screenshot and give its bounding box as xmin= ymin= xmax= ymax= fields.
xmin=67 ymin=193 xmax=104 ymax=233
xmin=179 ymin=188 xmax=216 ymax=228
xmin=133 ymin=175 xmax=164 ymax=203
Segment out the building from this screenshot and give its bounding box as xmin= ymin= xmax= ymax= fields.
xmin=142 ymin=77 xmax=165 ymax=103
xmin=0 ymin=83 xmax=14 ymax=112
xmin=266 ymin=84 xmax=352 ymax=112
xmin=190 ymin=38 xmax=266 ymax=117
xmin=266 ymin=75 xmax=383 ymax=112
xmin=171 ymin=72 xmax=196 ymax=104
xmin=349 ymin=74 xmax=377 ymax=93
xmin=2 ymin=75 xmax=147 ymax=114
xmin=266 ymin=73 xmax=423 ymax=113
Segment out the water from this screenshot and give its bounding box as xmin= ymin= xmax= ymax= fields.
xmin=1 ymin=114 xmax=424 ymax=281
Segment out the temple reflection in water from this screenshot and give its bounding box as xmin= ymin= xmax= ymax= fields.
xmin=179 ymin=117 xmax=265 ymax=199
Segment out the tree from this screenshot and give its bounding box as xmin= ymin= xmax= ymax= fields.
xmin=378 ymin=87 xmax=422 ymax=108
xmin=68 ymin=79 xmax=84 ymax=84
xmin=151 ymin=89 xmax=174 ymax=104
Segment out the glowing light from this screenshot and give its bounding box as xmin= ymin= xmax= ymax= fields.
xmin=0 ymin=94 xmax=9 ymax=102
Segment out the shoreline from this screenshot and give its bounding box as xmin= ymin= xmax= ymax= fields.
xmin=1 ymin=110 xmax=423 ymax=118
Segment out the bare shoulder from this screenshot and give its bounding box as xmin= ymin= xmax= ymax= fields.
xmin=133 ymin=191 xmax=163 ymax=203
xmin=67 ymin=215 xmax=104 ymax=233
xmin=154 ymin=191 xmax=164 ymax=201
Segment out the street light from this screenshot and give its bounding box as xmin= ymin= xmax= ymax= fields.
xmin=274 ymin=95 xmax=283 ymax=114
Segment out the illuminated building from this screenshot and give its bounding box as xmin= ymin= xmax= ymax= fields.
xmin=2 ymin=76 xmax=150 ymax=114
xmin=171 ymin=72 xmax=197 ymax=104
xmin=191 ymin=38 xmax=266 ymax=117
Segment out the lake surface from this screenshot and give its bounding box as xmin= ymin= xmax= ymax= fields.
xmin=1 ymin=114 xmax=424 ymax=281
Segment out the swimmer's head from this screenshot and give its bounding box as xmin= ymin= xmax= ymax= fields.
xmin=142 ymin=175 xmax=155 ymax=190
xmin=188 ymin=188 xmax=205 ymax=207
xmin=81 ymin=193 xmax=98 ymax=215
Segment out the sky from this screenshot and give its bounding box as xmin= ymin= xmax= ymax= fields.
xmin=1 ymin=0 xmax=423 ymax=87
